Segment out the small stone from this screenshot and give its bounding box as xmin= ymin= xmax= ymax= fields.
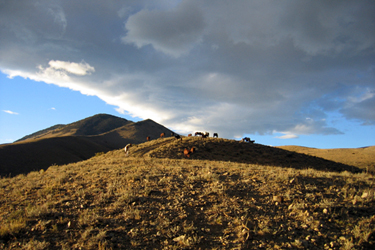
xmin=323 ymin=208 xmax=328 ymax=214
xmin=273 ymin=195 xmax=284 ymax=203
xmin=339 ymin=236 xmax=346 ymax=241
xmin=173 ymin=235 xmax=186 ymax=242
xmin=67 ymin=221 xmax=71 ymax=228
xmin=361 ymin=192 xmax=369 ymax=199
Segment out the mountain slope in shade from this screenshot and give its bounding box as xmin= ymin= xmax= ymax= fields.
xmin=0 ymin=114 xmax=175 ymax=176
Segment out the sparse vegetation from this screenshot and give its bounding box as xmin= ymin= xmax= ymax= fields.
xmin=0 ymin=137 xmax=374 ymax=249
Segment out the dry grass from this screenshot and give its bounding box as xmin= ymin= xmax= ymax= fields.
xmin=0 ymin=137 xmax=374 ymax=249
xmin=279 ymin=145 xmax=375 ymax=173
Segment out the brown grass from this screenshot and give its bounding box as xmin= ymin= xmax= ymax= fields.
xmin=0 ymin=137 xmax=374 ymax=249
xmin=279 ymin=145 xmax=375 ymax=173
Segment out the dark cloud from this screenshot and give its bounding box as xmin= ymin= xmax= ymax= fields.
xmin=0 ymin=0 xmax=374 ymax=139
xmin=123 ymin=1 xmax=205 ymax=57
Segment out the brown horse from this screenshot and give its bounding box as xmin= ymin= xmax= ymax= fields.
xmin=184 ymin=147 xmax=195 ymax=158
xmin=160 ymin=133 xmax=165 ymax=138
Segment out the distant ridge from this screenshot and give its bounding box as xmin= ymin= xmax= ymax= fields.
xmin=0 ymin=114 xmax=175 ymax=176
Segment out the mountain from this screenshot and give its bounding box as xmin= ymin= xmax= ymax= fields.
xmin=0 ymin=114 xmax=175 ymax=176
xmin=15 ymin=113 xmax=132 ymax=142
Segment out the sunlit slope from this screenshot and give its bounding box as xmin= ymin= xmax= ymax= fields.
xmin=278 ymin=145 xmax=375 ymax=172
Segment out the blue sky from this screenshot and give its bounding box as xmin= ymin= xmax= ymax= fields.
xmin=1 ymin=0 xmax=374 ymax=148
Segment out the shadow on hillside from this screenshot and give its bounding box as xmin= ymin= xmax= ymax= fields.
xmin=147 ymin=138 xmax=362 ymax=174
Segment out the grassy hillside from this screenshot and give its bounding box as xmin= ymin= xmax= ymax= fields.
xmin=278 ymin=146 xmax=375 ymax=173
xmin=1 ymin=137 xmax=374 ymax=249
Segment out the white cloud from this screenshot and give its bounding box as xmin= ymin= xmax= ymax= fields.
xmin=3 ymin=60 xmax=97 ymax=96
xmin=48 ymin=60 xmax=95 ymax=76
xmin=275 ymin=134 xmax=299 ymax=139
xmin=3 ymin=110 xmax=19 ymax=115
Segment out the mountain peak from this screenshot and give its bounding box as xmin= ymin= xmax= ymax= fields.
xmin=16 ymin=114 xmax=132 ymax=142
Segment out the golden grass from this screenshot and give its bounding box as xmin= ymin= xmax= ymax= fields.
xmin=0 ymin=137 xmax=374 ymax=249
xmin=279 ymin=145 xmax=375 ymax=173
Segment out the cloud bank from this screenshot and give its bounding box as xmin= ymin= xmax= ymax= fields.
xmin=0 ymin=0 xmax=374 ymax=139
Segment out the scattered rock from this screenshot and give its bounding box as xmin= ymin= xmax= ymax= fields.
xmin=173 ymin=235 xmax=186 ymax=242
xmin=273 ymin=195 xmax=284 ymax=203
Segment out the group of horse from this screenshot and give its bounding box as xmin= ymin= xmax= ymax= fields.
xmin=145 ymin=131 xmax=219 ymax=142
xmin=146 ymin=132 xmax=181 ymax=142
xmin=125 ymin=131 xmax=254 ymax=157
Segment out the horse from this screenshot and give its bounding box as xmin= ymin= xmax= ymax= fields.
xmin=242 ymin=137 xmax=254 ymax=143
xmin=160 ymin=133 xmax=165 ymax=138
xmin=124 ymin=144 xmax=132 ymax=156
xmin=184 ymin=147 xmax=195 ymax=158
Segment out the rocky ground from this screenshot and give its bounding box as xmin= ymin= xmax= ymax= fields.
xmin=1 ymin=137 xmax=374 ymax=249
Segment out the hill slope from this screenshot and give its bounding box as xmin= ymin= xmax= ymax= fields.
xmin=0 ymin=139 xmax=374 ymax=249
xmin=278 ymin=145 xmax=375 ymax=172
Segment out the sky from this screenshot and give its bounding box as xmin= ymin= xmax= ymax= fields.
xmin=0 ymin=0 xmax=374 ymax=148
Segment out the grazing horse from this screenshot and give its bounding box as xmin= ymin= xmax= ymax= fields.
xmin=160 ymin=133 xmax=165 ymax=138
xmin=147 ymin=136 xmax=151 ymax=141
xmin=188 ymin=134 xmax=192 ymax=137
xmin=242 ymin=137 xmax=254 ymax=143
xmin=213 ymin=133 xmax=218 ymax=138
xmin=184 ymin=147 xmax=195 ymax=158
xmin=175 ymin=134 xmax=182 ymax=141
xmin=124 ymin=144 xmax=132 ymax=156
xmin=195 ymin=132 xmax=203 ymax=137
